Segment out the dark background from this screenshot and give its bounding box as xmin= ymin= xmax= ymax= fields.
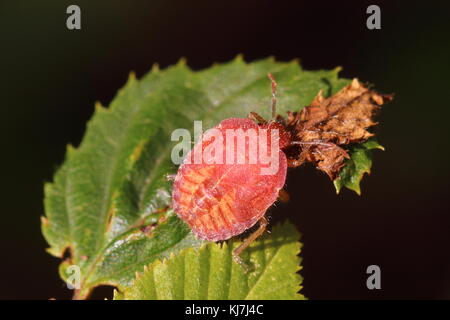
xmin=1 ymin=0 xmax=449 ymax=299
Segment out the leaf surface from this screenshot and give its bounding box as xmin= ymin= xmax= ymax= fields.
xmin=114 ymin=222 xmax=305 ymax=300
xmin=334 ymin=139 xmax=384 ymax=195
xmin=42 ymin=57 xmax=364 ymax=298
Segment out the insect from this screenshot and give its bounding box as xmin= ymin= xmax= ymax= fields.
xmin=171 ymin=73 xmax=389 ymax=269
xmin=171 ymin=74 xmax=307 ymax=269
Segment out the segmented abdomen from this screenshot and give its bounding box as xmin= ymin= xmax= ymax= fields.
xmin=172 ymin=118 xmax=287 ymax=241
xmin=173 ymin=165 xmax=242 ymax=241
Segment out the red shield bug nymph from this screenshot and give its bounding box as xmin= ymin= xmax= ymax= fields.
xmin=172 ymin=74 xmax=293 ymax=268
xmin=171 ymin=73 xmax=391 ymax=269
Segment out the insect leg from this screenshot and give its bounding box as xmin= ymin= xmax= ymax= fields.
xmin=287 ymin=159 xmax=304 ymax=168
xmin=291 ymin=140 xmax=336 ymax=148
xmin=165 ymin=174 xmax=176 ymax=181
xmin=292 ymin=141 xmax=350 ymax=158
xmin=128 ymin=205 xmax=171 ymax=230
xmin=278 ymin=188 xmax=290 ymax=203
xmin=248 ymin=111 xmax=267 ymax=124
xmin=233 ymin=216 xmax=268 ymax=272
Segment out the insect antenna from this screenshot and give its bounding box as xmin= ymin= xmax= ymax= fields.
xmin=291 ymin=140 xmax=350 ymax=158
xmin=268 ymin=73 xmax=277 ymax=120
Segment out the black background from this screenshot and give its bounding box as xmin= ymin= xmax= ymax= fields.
xmin=1 ymin=0 xmax=449 ymax=299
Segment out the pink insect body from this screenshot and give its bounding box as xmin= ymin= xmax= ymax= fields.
xmin=172 ymin=118 xmax=289 ymax=241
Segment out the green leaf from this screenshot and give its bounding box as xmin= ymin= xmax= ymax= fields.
xmin=42 ymin=56 xmax=349 ymax=298
xmin=334 ymin=138 xmax=385 ymax=195
xmin=114 ymin=222 xmax=304 ymax=300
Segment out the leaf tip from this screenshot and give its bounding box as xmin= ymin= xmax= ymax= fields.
xmin=267 ymin=55 xmax=276 ymax=62
xmin=234 ymin=53 xmax=244 ymax=62
xmin=94 ymin=101 xmax=106 ymax=113
xmin=289 ymin=57 xmax=301 ymax=67
xmin=128 ymin=71 xmax=137 ymax=81
xmin=351 ymin=78 xmax=361 ymax=89
xmin=151 ymin=63 xmax=160 ymax=73
xmin=41 ymin=215 xmax=49 ymax=227
xmin=333 ymin=66 xmax=343 ymax=75
xmin=45 ymin=246 xmax=64 ymax=258
xmin=113 ymin=289 xmax=123 ymax=300
xmin=177 ymin=57 xmax=188 ymax=66
xmin=66 ymin=144 xmax=76 ymax=156
xmin=333 ymin=180 xmax=342 ymax=194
